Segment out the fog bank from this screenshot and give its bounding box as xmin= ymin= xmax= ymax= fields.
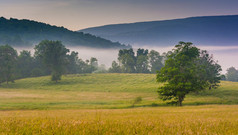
xmin=14 ymin=45 xmax=238 ymax=74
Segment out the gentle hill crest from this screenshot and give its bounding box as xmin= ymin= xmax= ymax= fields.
xmin=0 ymin=17 xmax=130 ymax=48
xmin=79 ymin=15 xmax=238 ymax=46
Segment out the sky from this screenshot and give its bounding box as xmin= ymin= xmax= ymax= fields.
xmin=0 ymin=0 xmax=238 ymax=31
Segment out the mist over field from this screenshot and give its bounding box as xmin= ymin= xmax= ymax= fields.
xmin=14 ymin=45 xmax=238 ymax=74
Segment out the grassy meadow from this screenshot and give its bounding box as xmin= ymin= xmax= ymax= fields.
xmin=0 ymin=73 xmax=238 ymax=134
xmin=0 ymin=73 xmax=238 ymax=110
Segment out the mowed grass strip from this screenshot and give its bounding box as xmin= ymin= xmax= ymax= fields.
xmin=0 ymin=105 xmax=237 ymax=134
xmin=0 ymin=73 xmax=238 ymax=110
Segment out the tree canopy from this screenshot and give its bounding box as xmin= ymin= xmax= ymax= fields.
xmin=0 ymin=45 xmax=18 ymax=85
xmin=157 ymin=42 xmax=222 ymax=106
xmin=34 ymin=40 xmax=69 ymax=82
xmin=226 ymin=67 xmax=238 ymax=82
xmin=148 ymin=50 xmax=164 ymax=73
xmin=115 ymin=48 xmax=164 ymax=73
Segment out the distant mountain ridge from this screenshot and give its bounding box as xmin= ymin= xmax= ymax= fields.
xmin=79 ymin=15 xmax=238 ymax=46
xmin=0 ymin=17 xmax=130 ymax=48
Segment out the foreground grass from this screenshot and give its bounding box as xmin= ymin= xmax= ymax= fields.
xmin=0 ymin=105 xmax=237 ymax=134
xmin=0 ymin=74 xmax=238 ymax=110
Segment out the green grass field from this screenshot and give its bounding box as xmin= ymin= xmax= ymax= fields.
xmin=0 ymin=73 xmax=238 ymax=110
xmin=0 ymin=73 xmax=238 ymax=134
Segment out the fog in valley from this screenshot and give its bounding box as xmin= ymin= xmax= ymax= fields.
xmin=14 ymin=45 xmax=238 ymax=74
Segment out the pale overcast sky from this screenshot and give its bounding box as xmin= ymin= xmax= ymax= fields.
xmin=0 ymin=0 xmax=238 ymax=30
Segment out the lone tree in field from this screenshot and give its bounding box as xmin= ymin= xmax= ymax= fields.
xmin=34 ymin=40 xmax=69 ymax=82
xmin=0 ymin=45 xmax=18 ymax=85
xmin=157 ymin=42 xmax=221 ymax=106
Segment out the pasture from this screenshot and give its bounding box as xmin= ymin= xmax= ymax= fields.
xmin=0 ymin=74 xmax=238 ymax=134
xmin=0 ymin=74 xmax=238 ymax=110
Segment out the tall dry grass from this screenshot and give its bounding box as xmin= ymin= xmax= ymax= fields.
xmin=0 ymin=105 xmax=237 ymax=134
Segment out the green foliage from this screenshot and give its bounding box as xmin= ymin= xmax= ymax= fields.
xmin=118 ymin=48 xmax=136 ymax=73
xmin=30 ymin=68 xmax=44 ymax=77
xmin=115 ymin=48 xmax=164 ymax=73
xmin=65 ymin=51 xmax=99 ymax=74
xmin=199 ymin=50 xmax=222 ymax=89
xmin=132 ymin=96 xmax=142 ymax=107
xmin=0 ymin=17 xmax=130 ymax=48
xmin=148 ymin=50 xmax=164 ymax=73
xmin=109 ymin=61 xmax=121 ymax=73
xmin=136 ymin=48 xmax=149 ymax=73
xmin=90 ymin=57 xmax=98 ymax=72
xmin=0 ymin=45 xmax=18 ymax=85
xmin=157 ymin=42 xmax=222 ymax=106
xmin=34 ymin=40 xmax=69 ymax=82
xmin=16 ymin=50 xmax=35 ymax=78
xmin=226 ymin=67 xmax=238 ymax=82
xmin=66 ymin=51 xmax=79 ymax=74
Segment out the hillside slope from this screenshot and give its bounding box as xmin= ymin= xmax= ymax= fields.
xmin=0 ymin=74 xmax=238 ymax=110
xmin=0 ymin=17 xmax=130 ymax=48
xmin=79 ymin=15 xmax=238 ymax=46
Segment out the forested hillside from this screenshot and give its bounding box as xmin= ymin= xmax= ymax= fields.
xmin=80 ymin=15 xmax=238 ymax=46
xmin=0 ymin=17 xmax=130 ymax=48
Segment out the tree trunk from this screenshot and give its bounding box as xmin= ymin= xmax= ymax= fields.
xmin=6 ymin=77 xmax=9 ymax=87
xmin=178 ymin=96 xmax=184 ymax=106
xmin=178 ymin=100 xmax=182 ymax=106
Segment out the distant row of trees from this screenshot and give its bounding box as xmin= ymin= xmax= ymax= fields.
xmin=0 ymin=40 xmax=165 ymax=85
xmin=0 ymin=40 xmax=101 ymax=85
xmin=109 ymin=48 xmax=164 ymax=73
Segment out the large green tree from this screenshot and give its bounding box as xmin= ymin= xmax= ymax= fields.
xmin=0 ymin=45 xmax=18 ymax=85
xmin=157 ymin=42 xmax=221 ymax=106
xmin=34 ymin=40 xmax=69 ymax=82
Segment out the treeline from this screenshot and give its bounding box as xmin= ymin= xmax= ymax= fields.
xmin=109 ymin=48 xmax=164 ymax=73
xmin=0 ymin=40 xmax=103 ymax=85
xmin=0 ymin=40 xmax=165 ymax=84
xmin=3 ymin=39 xmax=236 ymax=85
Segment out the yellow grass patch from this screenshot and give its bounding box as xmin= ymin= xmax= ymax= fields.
xmin=0 ymin=105 xmax=237 ymax=134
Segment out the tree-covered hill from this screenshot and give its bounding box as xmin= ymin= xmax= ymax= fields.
xmin=79 ymin=15 xmax=238 ymax=46
xmin=0 ymin=17 xmax=130 ymax=48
